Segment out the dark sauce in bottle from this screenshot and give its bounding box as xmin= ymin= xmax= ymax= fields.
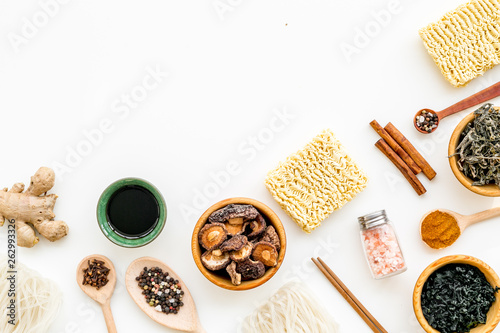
xmin=106 ymin=185 xmax=159 ymax=239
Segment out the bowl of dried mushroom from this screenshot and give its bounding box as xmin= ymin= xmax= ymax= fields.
xmin=448 ymin=104 xmax=500 ymax=197
xmin=191 ymin=197 xmax=286 ymax=290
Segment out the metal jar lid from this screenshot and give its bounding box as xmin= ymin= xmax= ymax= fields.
xmin=358 ymin=210 xmax=388 ymax=229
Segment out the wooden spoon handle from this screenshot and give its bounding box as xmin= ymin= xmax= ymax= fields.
xmin=466 ymin=207 xmax=500 ymax=226
xmin=101 ymin=301 xmax=117 ymax=333
xmin=438 ymin=81 xmax=500 ymax=119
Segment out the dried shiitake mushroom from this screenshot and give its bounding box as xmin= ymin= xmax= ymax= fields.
xmin=201 ymin=250 xmax=231 ymax=271
xmin=260 ymin=225 xmax=280 ymax=251
xmin=226 ymin=261 xmax=241 ymax=286
xmin=209 ymin=204 xmax=259 ymax=225
xmin=199 ymin=222 xmax=227 ymax=250
xmin=236 ymin=259 xmax=265 ymax=280
xmin=230 ymin=242 xmax=253 ymax=262
xmin=220 ymin=235 xmax=247 ymax=252
xmin=245 ymin=214 xmax=266 ymax=238
xmin=224 ymin=222 xmax=245 ymax=237
xmin=252 ymin=241 xmax=278 ymax=267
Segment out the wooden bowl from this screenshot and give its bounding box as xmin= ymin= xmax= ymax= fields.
xmin=413 ymin=255 xmax=500 ymax=333
xmin=448 ymin=111 xmax=500 ymax=197
xmin=191 ymin=197 xmax=286 ymax=291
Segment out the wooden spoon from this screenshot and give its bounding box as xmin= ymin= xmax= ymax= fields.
xmin=125 ymin=257 xmax=206 ymax=333
xmin=76 ymin=254 xmax=117 ymax=333
xmin=413 ymin=81 xmax=500 ymax=134
xmin=419 ymin=207 xmax=500 ymax=249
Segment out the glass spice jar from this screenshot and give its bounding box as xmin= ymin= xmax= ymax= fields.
xmin=358 ymin=210 xmax=407 ymax=279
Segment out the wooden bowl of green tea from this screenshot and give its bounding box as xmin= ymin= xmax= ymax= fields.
xmin=413 ymin=255 xmax=500 ymax=333
xmin=448 ymin=109 xmax=500 ymax=197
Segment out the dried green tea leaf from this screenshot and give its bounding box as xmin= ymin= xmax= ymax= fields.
xmin=454 ymin=103 xmax=500 ymax=187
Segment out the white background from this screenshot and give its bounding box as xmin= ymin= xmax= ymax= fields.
xmin=2 ymin=0 xmax=500 ymax=332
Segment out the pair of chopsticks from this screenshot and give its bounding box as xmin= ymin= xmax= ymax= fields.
xmin=311 ymin=257 xmax=388 ymax=333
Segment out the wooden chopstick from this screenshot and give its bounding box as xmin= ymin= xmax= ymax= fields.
xmin=316 ymin=258 xmax=388 ymax=333
xmin=311 ymin=257 xmax=388 ymax=333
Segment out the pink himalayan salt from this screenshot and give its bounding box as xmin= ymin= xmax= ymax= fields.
xmin=362 ymin=223 xmax=406 ymax=278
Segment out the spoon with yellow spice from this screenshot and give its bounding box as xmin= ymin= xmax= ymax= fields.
xmin=420 ymin=208 xmax=500 ymax=249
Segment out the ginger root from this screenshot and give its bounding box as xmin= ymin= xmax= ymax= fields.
xmin=0 ymin=167 xmax=68 ymax=248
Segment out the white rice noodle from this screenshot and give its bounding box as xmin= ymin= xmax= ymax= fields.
xmin=240 ymin=281 xmax=339 ymax=333
xmin=0 ymin=257 xmax=62 ymax=333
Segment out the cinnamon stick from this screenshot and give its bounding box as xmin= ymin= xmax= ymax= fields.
xmin=375 ymin=139 xmax=426 ymax=195
xmin=369 ymin=120 xmax=422 ymax=174
xmin=384 ymin=122 xmax=436 ymax=180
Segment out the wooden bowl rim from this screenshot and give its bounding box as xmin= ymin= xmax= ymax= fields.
xmin=448 ymin=111 xmax=500 ymax=197
xmin=191 ymin=197 xmax=287 ymax=291
xmin=413 ymin=255 xmax=500 ymax=333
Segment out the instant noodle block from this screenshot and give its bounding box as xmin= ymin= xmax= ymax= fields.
xmin=419 ymin=0 xmax=500 ymax=87
xmin=265 ymin=129 xmax=368 ymax=233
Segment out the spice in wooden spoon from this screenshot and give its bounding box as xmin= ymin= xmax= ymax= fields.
xmin=420 ymin=208 xmax=500 ymax=249
xmin=126 ymin=257 xmax=206 ymax=333
xmin=420 ymin=211 xmax=460 ymax=249
xmin=76 ymin=254 xmax=117 ymax=333
xmin=413 ymin=81 xmax=500 ymax=134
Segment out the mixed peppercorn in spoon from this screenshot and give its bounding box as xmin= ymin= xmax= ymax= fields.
xmin=136 ymin=266 xmax=184 ymax=314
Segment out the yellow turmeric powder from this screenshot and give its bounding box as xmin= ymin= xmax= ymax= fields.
xmin=421 ymin=211 xmax=460 ymax=249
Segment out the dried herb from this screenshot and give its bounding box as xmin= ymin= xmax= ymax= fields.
xmin=454 ymin=103 xmax=500 ymax=187
xmin=421 ymin=264 xmax=498 ymax=333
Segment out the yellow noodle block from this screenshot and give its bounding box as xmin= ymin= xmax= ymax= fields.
xmin=265 ymin=129 xmax=368 ymax=233
xmin=419 ymin=0 xmax=500 ymax=87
